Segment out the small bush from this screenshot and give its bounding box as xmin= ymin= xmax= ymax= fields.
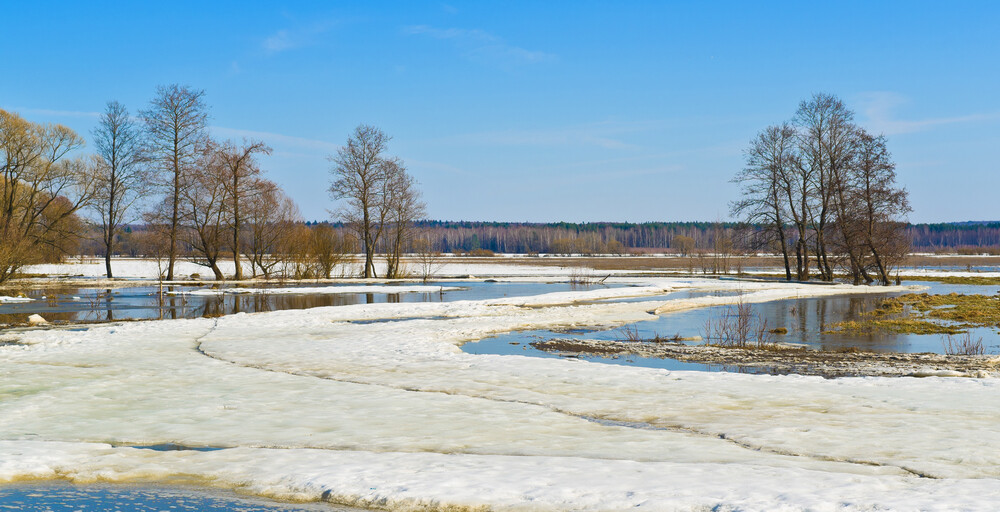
xmin=702 ymin=298 xmax=775 ymax=349
xmin=942 ymin=332 xmax=985 ymax=356
xmin=468 ymin=248 xmax=496 ymax=257
xmin=615 ymin=324 xmax=642 ymax=342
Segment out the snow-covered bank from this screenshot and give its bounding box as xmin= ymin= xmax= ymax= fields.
xmin=22 ymin=257 xmax=589 ymax=281
xmin=2 ymin=273 xmax=997 ymax=510
xmin=164 ymin=285 xmax=460 ymax=296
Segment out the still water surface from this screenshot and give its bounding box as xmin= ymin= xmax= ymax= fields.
xmin=0 ymin=281 xmax=612 ymax=324
xmin=0 ymin=482 xmax=364 ymax=511
xmin=463 ymin=280 xmax=1000 ymax=369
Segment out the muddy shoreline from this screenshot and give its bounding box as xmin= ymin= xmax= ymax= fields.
xmin=532 ymin=338 xmax=1000 ymax=378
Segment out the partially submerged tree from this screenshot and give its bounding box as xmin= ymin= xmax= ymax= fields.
xmin=1 ymin=109 xmax=97 ymax=283
xmin=794 ymin=93 xmax=856 ymax=281
xmin=732 ymin=93 xmax=910 ymax=284
xmin=731 ymin=123 xmax=797 ymax=280
xmin=92 ymin=100 xmax=148 ymax=278
xmin=852 ymin=130 xmax=911 ymax=285
xmin=141 ymin=85 xmax=208 ymax=281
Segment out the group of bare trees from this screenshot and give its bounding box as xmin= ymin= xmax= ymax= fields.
xmin=0 ymin=109 xmax=95 ymax=282
xmin=140 ymin=85 xmax=302 ymax=280
xmin=0 ymin=85 xmax=307 ymax=283
xmin=732 ymin=93 xmax=910 ymax=285
xmin=329 ymin=125 xmax=425 ymax=278
xmin=1 ymin=93 xmax=427 ymax=283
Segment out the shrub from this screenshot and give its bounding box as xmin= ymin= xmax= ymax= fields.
xmin=942 ymin=332 xmax=985 ymax=356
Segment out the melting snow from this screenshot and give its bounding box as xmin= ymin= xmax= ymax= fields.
xmin=0 ymin=270 xmax=997 ymax=510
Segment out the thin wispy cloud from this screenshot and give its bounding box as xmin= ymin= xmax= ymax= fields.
xmin=10 ymin=107 xmax=100 ymax=119
xmin=404 ymin=24 xmax=554 ymax=66
xmin=262 ymin=20 xmax=339 ymax=55
xmin=857 ymin=91 xmax=1000 ymax=135
xmin=210 ymin=126 xmax=339 ymax=153
xmin=439 ymin=121 xmax=657 ymax=150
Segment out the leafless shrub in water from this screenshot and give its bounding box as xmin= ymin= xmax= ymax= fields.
xmin=615 ymin=324 xmax=642 ymax=343
xmin=702 ymin=297 xmax=774 ymax=348
xmin=569 ymin=267 xmax=597 ymax=285
xmin=942 ymin=332 xmax=984 ymax=356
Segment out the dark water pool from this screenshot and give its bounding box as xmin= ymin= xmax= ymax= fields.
xmin=0 ymin=482 xmax=363 ymax=511
xmin=0 ymin=281 xmax=618 ymax=325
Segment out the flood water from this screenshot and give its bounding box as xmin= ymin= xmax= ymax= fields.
xmin=463 ymin=279 xmax=1000 ymax=370
xmin=0 ymin=482 xmax=364 ymax=511
xmin=0 ymin=281 xmax=614 ymax=325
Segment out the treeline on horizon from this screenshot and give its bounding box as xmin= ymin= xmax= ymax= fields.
xmin=76 ymin=219 xmax=1000 ymax=257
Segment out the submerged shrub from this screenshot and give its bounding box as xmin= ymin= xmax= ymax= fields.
xmin=942 ymin=332 xmax=985 ymax=356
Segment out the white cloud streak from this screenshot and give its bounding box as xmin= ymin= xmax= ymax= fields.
xmin=856 ymin=91 xmax=1000 ymax=135
xmin=404 ymin=24 xmax=554 ymax=66
xmin=262 ymin=20 xmax=339 ymax=55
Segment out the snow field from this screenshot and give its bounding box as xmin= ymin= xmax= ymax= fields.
xmin=1 ymin=274 xmax=998 ymax=510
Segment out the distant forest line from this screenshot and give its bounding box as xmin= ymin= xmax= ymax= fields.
xmin=79 ymin=220 xmax=1000 ymax=257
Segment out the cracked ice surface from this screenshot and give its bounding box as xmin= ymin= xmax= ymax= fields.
xmin=1 ymin=275 xmax=999 ymax=511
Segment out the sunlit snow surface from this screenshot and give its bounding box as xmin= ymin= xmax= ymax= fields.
xmin=2 ymin=271 xmax=999 ymax=511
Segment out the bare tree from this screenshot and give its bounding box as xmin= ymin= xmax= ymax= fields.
xmin=244 ymin=178 xmax=300 ymax=278
xmin=92 ymin=101 xmax=148 ymax=278
xmin=732 ymin=124 xmax=797 ymax=280
xmin=794 ymin=93 xmax=855 ymax=281
xmin=309 ymin=223 xmax=349 ymax=278
xmin=218 ymin=139 xmax=271 ymax=279
xmin=141 ymin=85 xmax=208 ymax=281
xmin=182 ymin=141 xmax=227 ymax=280
xmin=672 ymin=235 xmax=695 ymax=256
xmin=412 ymin=237 xmax=443 ymax=282
xmin=1 ymin=109 xmax=97 ymax=283
xmin=733 ymin=94 xmax=910 ymax=285
xmin=382 ymin=160 xmax=426 ymax=278
xmin=853 ymin=130 xmax=911 ymax=284
xmin=328 ymin=125 xmax=392 ymax=278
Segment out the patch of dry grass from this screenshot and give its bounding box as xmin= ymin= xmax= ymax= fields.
xmin=901 ymin=275 xmax=1000 ymax=285
xmin=825 ymin=318 xmax=961 ymax=336
xmin=826 ymin=292 xmax=1000 ymax=335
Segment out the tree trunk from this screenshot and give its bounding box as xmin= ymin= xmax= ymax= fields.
xmin=233 ymin=173 xmax=243 ymax=280
xmin=167 ymin=145 xmax=180 ymax=281
xmin=209 ymin=259 xmax=224 ymax=280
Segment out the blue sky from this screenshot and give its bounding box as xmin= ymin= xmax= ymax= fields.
xmin=2 ymin=1 xmax=998 ymax=223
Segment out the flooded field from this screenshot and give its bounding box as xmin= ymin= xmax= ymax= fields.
xmin=463 ymin=279 xmax=1000 ymax=372
xmin=0 ymin=281 xmax=613 ymax=325
xmin=0 ymin=482 xmax=363 ymax=511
